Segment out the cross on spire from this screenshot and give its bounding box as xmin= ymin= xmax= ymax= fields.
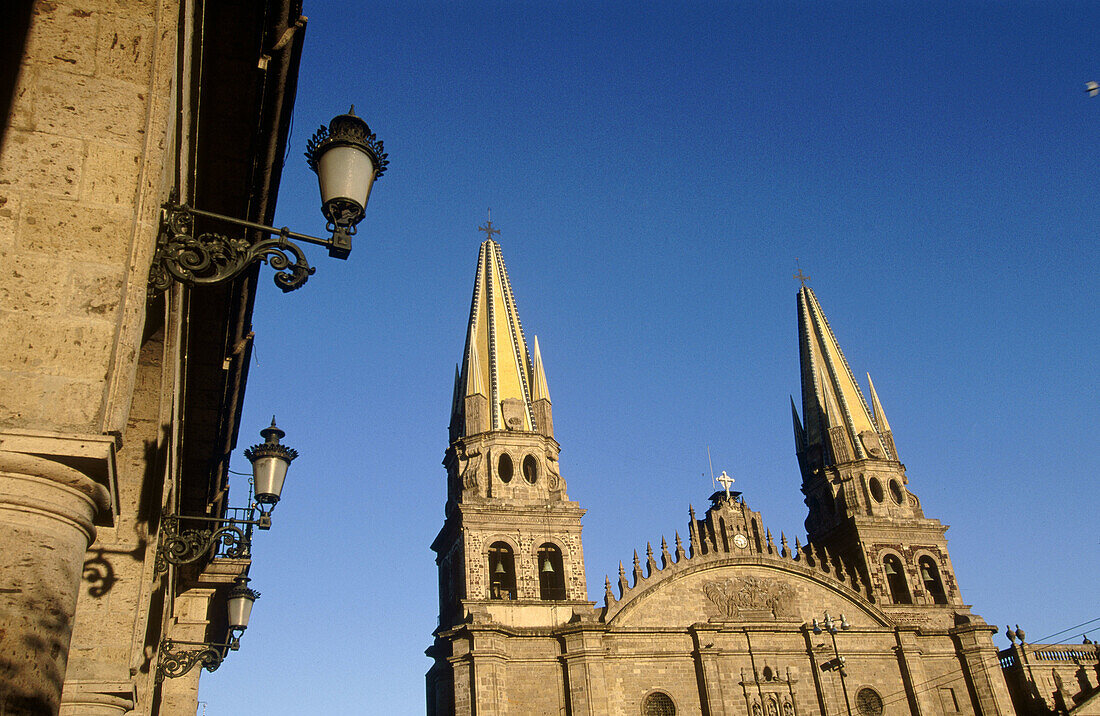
xmin=478 ymin=208 xmax=501 ymax=241
xmin=793 ymin=258 xmax=811 ymax=287
xmin=716 ymin=470 xmax=734 ymax=499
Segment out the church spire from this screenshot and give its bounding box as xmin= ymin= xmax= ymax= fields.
xmin=455 ymin=225 xmax=553 ymax=438
xmin=797 ymin=285 xmax=893 ymax=472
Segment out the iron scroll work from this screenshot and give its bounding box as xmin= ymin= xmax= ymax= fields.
xmin=152 ymin=512 xmax=269 ymax=575
xmin=148 ymin=203 xmax=325 ymax=293
xmin=155 ymin=639 xmax=238 ymax=682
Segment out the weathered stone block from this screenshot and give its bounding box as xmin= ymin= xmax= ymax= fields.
xmin=0 ymin=374 xmax=102 ymax=431
xmin=68 ymin=263 xmax=126 ymax=319
xmin=95 ymin=13 xmax=155 ymax=84
xmin=3 ymin=68 xmax=35 ymax=133
xmin=0 ymin=130 xmax=85 ymax=198
xmin=82 ymin=141 xmax=141 ymax=207
xmin=0 ymin=247 xmax=72 ymax=314
xmin=0 ymin=193 xmax=21 ymax=247
xmin=23 ymin=2 xmax=99 ymax=77
xmin=18 ymin=199 xmax=130 ymax=265
xmin=31 ymin=68 xmax=148 ymax=146
xmin=0 ymin=313 xmax=115 ymax=381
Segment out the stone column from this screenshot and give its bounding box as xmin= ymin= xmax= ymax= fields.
xmin=951 ymin=623 xmax=1015 ymax=716
xmin=0 ymin=451 xmax=109 ymax=716
xmin=57 ymin=688 xmax=133 ymax=716
xmin=894 ymin=628 xmax=938 ymax=716
xmin=156 ymin=588 xmax=216 ymax=716
xmin=560 ymin=628 xmax=610 ymax=716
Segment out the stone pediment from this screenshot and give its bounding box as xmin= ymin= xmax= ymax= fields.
xmin=603 ymin=557 xmax=889 ymax=629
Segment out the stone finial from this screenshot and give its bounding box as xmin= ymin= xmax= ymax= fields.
xmin=660 ymin=537 xmax=672 ymax=569
xmin=687 ymin=507 xmax=699 ymax=558
xmin=766 ymin=529 xmax=775 ymax=554
xmin=1006 ymin=626 xmax=1016 ymax=643
xmin=1015 ymin=625 xmax=1026 ymax=643
xmin=780 ymin=533 xmax=790 ymax=558
xmin=604 ymin=576 xmax=614 ymax=606
xmin=674 ymin=531 xmax=687 ymax=562
xmin=645 ymin=543 xmax=658 ymax=577
xmin=794 ymin=536 xmax=803 ymax=561
xmin=618 ymin=562 xmax=629 ymax=598
xmin=632 ymin=550 xmax=644 ymax=586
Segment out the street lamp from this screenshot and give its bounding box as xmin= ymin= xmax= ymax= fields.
xmin=149 ymin=107 xmax=388 ymax=292
xmin=244 ymin=417 xmax=299 ymax=510
xmin=155 ymin=576 xmax=260 ymax=682
xmin=811 ymin=611 xmax=853 ymax=716
xmin=154 ymin=420 xmax=298 ymax=574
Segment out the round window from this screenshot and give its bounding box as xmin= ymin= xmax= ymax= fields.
xmin=889 ymin=480 xmax=904 ymax=504
xmin=498 ymin=453 xmax=513 ymax=483
xmin=522 ymin=455 xmax=538 ymax=484
xmin=642 ymin=691 xmax=676 ymax=716
xmin=868 ymin=477 xmax=884 ymax=502
xmin=857 ymin=688 xmax=883 ymax=716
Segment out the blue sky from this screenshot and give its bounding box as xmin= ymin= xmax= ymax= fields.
xmin=200 ymin=3 xmax=1098 ymax=713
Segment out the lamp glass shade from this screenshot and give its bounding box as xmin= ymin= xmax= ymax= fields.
xmin=227 ymin=590 xmax=257 ymax=631
xmin=317 ymin=144 xmax=376 ymax=211
xmin=252 ymin=454 xmax=290 ymax=504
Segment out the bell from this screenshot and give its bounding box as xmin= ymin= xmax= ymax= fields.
xmin=541 ymin=557 xmax=554 ymax=574
xmin=494 ymin=560 xmax=506 ymax=575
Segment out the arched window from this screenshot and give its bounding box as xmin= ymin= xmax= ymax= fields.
xmin=488 ymin=542 xmax=516 ymax=599
xmin=883 ymin=554 xmax=912 ymax=604
xmin=642 ymin=691 xmax=676 ymax=716
xmin=856 ymin=688 xmax=884 ymax=716
xmin=497 ymin=454 xmax=513 ymax=483
xmin=919 ymin=556 xmax=948 ymax=604
xmin=537 ymin=543 xmax=566 ymax=600
xmin=522 ymin=454 xmax=538 ymax=484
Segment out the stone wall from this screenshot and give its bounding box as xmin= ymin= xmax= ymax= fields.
xmin=0 ymin=0 xmax=179 ymax=436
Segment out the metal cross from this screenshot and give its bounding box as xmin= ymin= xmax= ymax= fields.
xmin=793 ymin=258 xmax=811 ymax=287
xmin=716 ymin=470 xmax=734 ymax=499
xmin=478 ymin=208 xmax=501 ymax=240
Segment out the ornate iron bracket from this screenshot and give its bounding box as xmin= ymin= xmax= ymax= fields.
xmin=154 ymin=513 xmax=269 ymax=575
xmin=155 ymin=636 xmax=239 ymax=682
xmin=148 ymin=201 xmax=352 ymax=293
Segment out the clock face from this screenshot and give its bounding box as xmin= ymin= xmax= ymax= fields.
xmin=733 ymin=534 xmax=749 ymax=549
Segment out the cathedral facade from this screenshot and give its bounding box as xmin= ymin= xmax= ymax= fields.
xmin=425 ymin=230 xmax=1016 ymax=716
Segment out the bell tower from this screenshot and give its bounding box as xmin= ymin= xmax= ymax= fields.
xmin=431 ymin=220 xmax=590 ymax=634
xmin=791 ymin=284 xmax=964 ymax=617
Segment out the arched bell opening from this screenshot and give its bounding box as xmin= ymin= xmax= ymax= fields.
xmin=537 ymin=543 xmax=566 ymax=600
xmin=918 ymin=555 xmax=948 ymax=604
xmin=883 ymin=553 xmax=912 ymax=604
xmin=488 ymin=541 xmax=516 ymax=599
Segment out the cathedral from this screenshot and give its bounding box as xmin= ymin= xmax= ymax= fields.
xmin=424 ymin=228 xmax=1021 ymax=716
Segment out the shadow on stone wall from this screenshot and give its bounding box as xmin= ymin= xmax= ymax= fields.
xmin=0 ymin=584 xmax=72 ymax=715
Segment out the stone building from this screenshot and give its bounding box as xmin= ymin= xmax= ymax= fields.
xmin=1 ymin=1 xmax=307 ymax=714
xmin=999 ymin=631 xmax=1100 ymax=716
xmin=426 ymin=231 xmax=1019 ymax=716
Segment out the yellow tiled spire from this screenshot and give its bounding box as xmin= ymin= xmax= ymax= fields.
xmin=866 ymin=373 xmax=892 ymax=434
xmin=531 ymin=335 xmax=551 ymax=403
xmin=797 ymin=286 xmax=892 ymax=465
xmin=456 ymin=229 xmax=541 ymax=435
